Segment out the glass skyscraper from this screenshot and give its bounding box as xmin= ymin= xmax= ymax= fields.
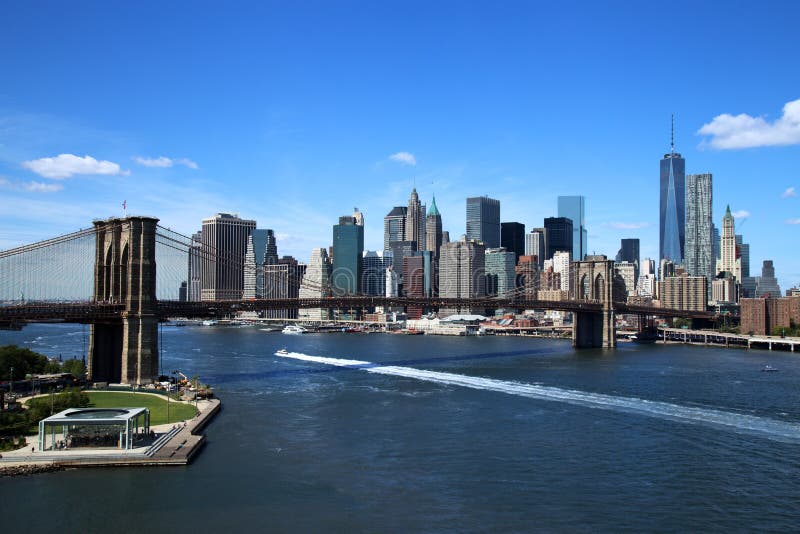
xmin=557 ymin=196 xmax=587 ymax=260
xmin=466 ymin=196 xmax=500 ymax=248
xmin=332 ymin=215 xmax=364 ymax=296
xmin=660 ymin=124 xmax=685 ymax=264
xmin=685 ymin=173 xmax=713 ymax=289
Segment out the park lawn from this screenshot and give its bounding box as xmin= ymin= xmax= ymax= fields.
xmin=85 ymin=391 xmax=197 ymax=426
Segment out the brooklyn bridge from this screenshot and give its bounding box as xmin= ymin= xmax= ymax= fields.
xmin=0 ymin=216 xmax=713 ymax=385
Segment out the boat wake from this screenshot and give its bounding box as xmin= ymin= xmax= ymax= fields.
xmin=275 ymin=351 xmax=800 ymax=443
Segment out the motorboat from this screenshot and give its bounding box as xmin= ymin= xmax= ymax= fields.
xmin=276 ymin=348 xmax=289 ymax=355
xmin=631 ymin=331 xmax=658 ymax=344
xmin=201 ymin=320 xmax=218 ymax=326
xmin=282 ymin=325 xmax=308 ymax=335
xmin=761 ymin=365 xmax=778 ymax=372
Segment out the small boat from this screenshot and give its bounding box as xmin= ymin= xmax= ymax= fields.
xmin=276 ymin=348 xmax=289 ymax=355
xmin=202 ymin=320 xmax=218 ymax=326
xmin=761 ymin=365 xmax=778 ymax=372
xmin=631 ymin=331 xmax=658 ymax=344
xmin=282 ymin=325 xmax=307 ymax=335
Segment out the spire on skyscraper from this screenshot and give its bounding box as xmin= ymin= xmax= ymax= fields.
xmin=671 ymin=113 xmax=675 ymax=153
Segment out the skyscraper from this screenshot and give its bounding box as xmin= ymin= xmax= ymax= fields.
xmin=660 ymin=116 xmax=686 ymax=263
xmin=243 ymin=228 xmax=276 ymax=299
xmin=383 ymin=206 xmax=407 ymax=250
xmin=717 ymin=205 xmax=740 ymax=280
xmin=543 ymin=217 xmax=573 ymax=260
xmin=557 ymin=196 xmax=587 ymax=260
xmin=405 ymin=188 xmax=426 ymax=250
xmin=188 ymin=231 xmax=202 ymax=301
xmin=425 ymin=195 xmax=443 ymax=258
xmin=485 ymin=248 xmax=516 ymax=297
xmin=466 ymin=196 xmax=500 ymax=248
xmin=684 ymin=173 xmax=714 ymax=291
xmin=439 ymin=238 xmax=486 ymax=315
xmin=755 ymin=260 xmax=782 ymax=298
xmin=500 ymin=222 xmax=525 ymax=261
xmin=736 ymin=234 xmax=750 ymax=278
xmin=200 ymin=213 xmax=256 ymax=301
xmin=299 ymin=248 xmax=331 ymax=320
xmin=332 ymin=215 xmax=364 ymax=296
xmin=361 ymin=250 xmax=393 ymax=297
xmin=524 ymin=228 xmax=547 ymax=267
xmin=263 ymin=256 xmax=306 ymax=319
xmin=616 ymin=238 xmax=640 ymax=267
xmin=552 ymin=251 xmax=571 ymax=293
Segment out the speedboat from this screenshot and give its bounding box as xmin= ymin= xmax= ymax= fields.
xmin=761 ymin=365 xmax=778 ymax=372
xmin=276 ymin=348 xmax=289 ymax=355
xmin=282 ymin=325 xmax=307 ymax=335
xmin=202 ymin=319 xmax=218 ymax=326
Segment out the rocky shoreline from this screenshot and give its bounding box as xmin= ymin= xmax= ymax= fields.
xmin=0 ymin=464 xmax=64 ymax=478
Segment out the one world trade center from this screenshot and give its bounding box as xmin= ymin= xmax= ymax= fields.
xmin=660 ymin=116 xmax=685 ymax=263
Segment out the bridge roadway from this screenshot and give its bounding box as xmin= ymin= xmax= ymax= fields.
xmin=0 ymin=297 xmax=713 ymax=324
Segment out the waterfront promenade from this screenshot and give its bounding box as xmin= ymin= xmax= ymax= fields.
xmin=660 ymin=327 xmax=799 ymax=351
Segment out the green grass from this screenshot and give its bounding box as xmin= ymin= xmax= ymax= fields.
xmin=85 ymin=391 xmax=197 ymax=426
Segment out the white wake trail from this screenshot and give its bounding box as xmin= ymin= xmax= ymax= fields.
xmin=276 ymin=351 xmax=800 ymax=442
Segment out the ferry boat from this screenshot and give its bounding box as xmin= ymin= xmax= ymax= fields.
xmin=282 ymin=325 xmax=308 ymax=335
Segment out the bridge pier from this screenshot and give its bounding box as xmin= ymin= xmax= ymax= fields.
xmin=572 ymin=256 xmax=617 ymax=349
xmin=88 ymin=216 xmax=159 ymax=385
xmin=572 ymin=308 xmax=616 ymax=348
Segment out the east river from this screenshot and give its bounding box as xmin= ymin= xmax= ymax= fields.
xmin=2 ymin=323 xmax=800 ymax=532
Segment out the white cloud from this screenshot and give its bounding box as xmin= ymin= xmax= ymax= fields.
xmin=605 ymin=222 xmax=650 ymax=230
xmin=24 ymin=181 xmax=63 ymax=193
xmin=133 ymin=156 xmax=199 ymax=169
xmin=22 ymin=154 xmax=128 ymax=179
xmin=697 ymin=98 xmax=800 ymax=149
xmin=786 ymin=218 xmax=800 ymax=225
xmin=782 ymin=186 xmax=797 ymax=198
xmin=389 ymin=151 xmax=417 ymax=166
xmin=731 ymin=210 xmax=750 ymax=219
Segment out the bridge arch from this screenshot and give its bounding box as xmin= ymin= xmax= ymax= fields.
xmin=593 ymin=273 xmax=605 ymax=302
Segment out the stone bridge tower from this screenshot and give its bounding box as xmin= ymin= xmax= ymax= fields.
xmin=88 ymin=216 xmax=159 ymax=384
xmin=572 ymin=255 xmax=617 ymax=348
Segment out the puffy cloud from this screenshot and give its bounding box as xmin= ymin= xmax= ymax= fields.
xmin=22 ymin=154 xmax=128 ymax=179
xmin=389 ymin=151 xmax=417 ymax=166
xmin=605 ymin=222 xmax=650 ymax=230
xmin=133 ymin=156 xmax=199 ymax=169
xmin=697 ymin=98 xmax=800 ymax=149
xmin=782 ymin=186 xmax=797 ymax=198
xmin=731 ymin=210 xmax=750 ymax=219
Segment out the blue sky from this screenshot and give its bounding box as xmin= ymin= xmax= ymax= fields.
xmin=1 ymin=1 xmax=799 ymax=289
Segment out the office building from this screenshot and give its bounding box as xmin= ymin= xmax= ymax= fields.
xmin=640 ymin=258 xmax=655 ymax=277
xmin=187 ymin=231 xmax=202 ymax=301
xmin=500 ymin=222 xmax=525 ymax=262
xmin=711 ymin=272 xmax=737 ymax=304
xmin=383 ymin=206 xmax=407 ymax=250
xmin=466 ymin=196 xmax=500 ymax=248
xmin=755 ymin=260 xmax=782 ymax=298
xmin=242 ymin=228 xmax=276 ymax=299
xmin=485 ymin=248 xmax=516 ymax=297
xmin=425 ymin=195 xmax=443 ymax=258
xmin=685 ymin=173 xmax=714 ymax=293
xmin=543 ymin=217 xmax=573 ymax=260
xmin=403 ymin=255 xmax=426 ymax=319
xmin=263 ymin=256 xmax=306 ymax=319
xmin=713 ymin=224 xmax=720 ymax=261
xmin=524 ymin=228 xmax=547 ymax=268
xmin=299 ymin=248 xmax=332 ymax=321
xmin=389 ymin=240 xmax=417 ymax=282
xmin=657 ymin=274 xmax=707 ymax=312
xmin=557 ymin=195 xmax=587 ymax=260
xmin=636 ymin=274 xmax=656 ymax=298
xmin=552 ymin=251 xmax=571 ymax=293
xmin=200 ymin=213 xmax=256 ymax=301
xmin=361 ymin=250 xmax=393 ymax=297
xmin=614 ymin=262 xmax=637 ymax=297
xmin=439 ymin=238 xmax=486 ymax=315
xmin=616 ymin=238 xmax=640 ymax=266
xmin=332 ymin=215 xmax=364 ymax=296
xmin=660 ymin=117 xmax=686 ymax=263
xmin=405 ymin=188 xmax=426 ymax=251
xmin=736 ymin=235 xmax=750 ymax=278
xmin=716 ymin=205 xmax=741 ymax=280
xmin=515 ymin=255 xmax=539 ymax=299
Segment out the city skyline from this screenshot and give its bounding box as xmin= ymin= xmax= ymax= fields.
xmin=0 ymin=3 xmax=799 ymax=289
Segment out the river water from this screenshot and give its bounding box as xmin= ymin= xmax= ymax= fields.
xmin=2 ymin=323 xmax=800 ymax=532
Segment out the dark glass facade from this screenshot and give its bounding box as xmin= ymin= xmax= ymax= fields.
xmin=466 ymin=196 xmax=500 ymax=248
xmin=501 ymin=222 xmax=525 ymax=262
xmin=557 ymin=196 xmax=587 ymax=260
xmin=660 ymin=151 xmax=685 ymax=263
xmin=543 ymin=217 xmax=573 ymax=260
xmin=332 ymin=216 xmax=364 ymax=295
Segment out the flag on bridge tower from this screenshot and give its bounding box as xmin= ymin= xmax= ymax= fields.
xmin=123 ymin=200 xmax=127 ymax=217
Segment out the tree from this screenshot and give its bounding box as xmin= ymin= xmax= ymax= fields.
xmin=0 ymin=345 xmax=49 ymax=379
xmin=62 ymin=359 xmax=86 ymax=378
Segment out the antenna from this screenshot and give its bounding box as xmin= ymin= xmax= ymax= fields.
xmin=671 ymin=114 xmax=675 ymax=152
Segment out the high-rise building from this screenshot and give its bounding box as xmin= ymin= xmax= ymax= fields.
xmin=713 ymin=224 xmax=720 ymax=261
xmin=717 ymin=205 xmax=740 ymax=280
xmin=552 ymin=251 xmax=571 ymax=293
xmin=352 ymin=207 xmax=364 ymax=227
xmin=736 ymin=234 xmax=750 ymax=278
xmin=515 ymin=255 xmax=539 ymax=299
xmin=711 ymin=272 xmax=737 ymax=304
xmin=441 ymin=230 xmax=450 ymax=245
xmin=439 ymin=238 xmax=486 ymax=315
xmin=383 ymin=206 xmax=407 ymax=250
xmin=657 ymin=274 xmax=707 ymax=312
xmin=684 ymin=173 xmax=714 ymax=295
xmin=557 ymin=196 xmax=587 ymax=260
xmin=263 ymin=256 xmax=306 ymax=318
xmin=389 ymin=240 xmax=417 ymax=281
xmin=543 ymin=217 xmax=573 ymax=260
xmin=403 ymin=255 xmax=426 ymax=319
xmin=332 ymin=215 xmax=364 ymax=296
xmin=755 ymin=260 xmax=782 ymax=298
xmin=361 ymin=250 xmax=393 ymax=297
xmin=405 ymin=188 xmax=426 ymax=251
xmin=201 ymin=213 xmax=256 ymax=301
xmin=659 ymin=117 xmax=686 ymax=263
xmin=524 ymin=228 xmax=547 ymax=268
xmin=243 ymin=235 xmax=258 ymax=300
xmin=243 ymin=228 xmax=276 ymax=299
xmin=299 ymin=248 xmax=332 ymax=320
xmin=466 ymin=196 xmax=500 ymax=248
xmin=614 ymin=262 xmax=637 ymax=297
xmin=188 ymin=231 xmax=202 ymax=301
xmin=640 ymin=258 xmax=656 ymax=277
xmin=485 ymin=248 xmax=516 ymax=297
xmin=500 ymin=222 xmax=525 ymax=262
xmin=616 ymin=239 xmax=640 ymax=268
xmin=425 ymin=195 xmax=443 ymax=258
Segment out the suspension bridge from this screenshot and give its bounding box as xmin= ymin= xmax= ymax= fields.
xmin=0 ymin=216 xmax=713 ymax=384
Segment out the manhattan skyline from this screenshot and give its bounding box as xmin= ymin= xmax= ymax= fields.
xmin=0 ymin=2 xmax=798 ymax=289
